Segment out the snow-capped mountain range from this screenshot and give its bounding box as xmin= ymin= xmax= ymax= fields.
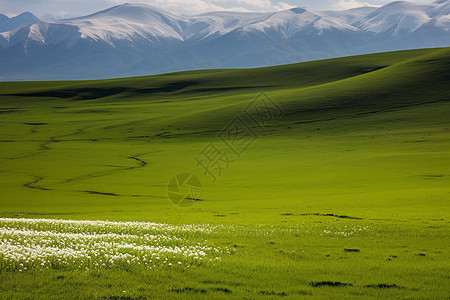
xmin=1 ymin=1 xmax=449 ymax=81
xmin=0 ymin=12 xmax=39 ymax=33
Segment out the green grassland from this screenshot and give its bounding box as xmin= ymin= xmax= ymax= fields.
xmin=0 ymin=48 xmax=449 ymax=299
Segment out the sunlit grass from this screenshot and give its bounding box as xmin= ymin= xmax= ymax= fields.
xmin=0 ymin=48 xmax=448 ymax=298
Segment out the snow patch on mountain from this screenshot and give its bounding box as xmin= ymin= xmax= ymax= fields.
xmin=56 ymin=4 xmax=188 ymax=45
xmin=186 ymin=11 xmax=271 ymax=40
xmin=354 ymin=1 xmax=437 ymax=34
xmin=240 ymin=8 xmax=359 ymax=37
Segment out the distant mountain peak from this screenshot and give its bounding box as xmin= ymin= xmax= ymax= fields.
xmin=82 ymin=3 xmax=179 ymax=19
xmin=289 ymin=8 xmax=308 ymax=14
xmin=0 ymin=11 xmax=39 ymax=33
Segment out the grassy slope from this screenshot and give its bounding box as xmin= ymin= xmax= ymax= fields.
xmin=0 ymin=48 xmax=449 ymax=299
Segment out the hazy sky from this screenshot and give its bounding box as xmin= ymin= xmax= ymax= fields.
xmin=0 ymin=0 xmax=437 ymax=18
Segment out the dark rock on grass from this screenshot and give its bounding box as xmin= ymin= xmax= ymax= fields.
xmin=300 ymin=213 xmax=362 ymax=220
xmin=185 ymin=197 xmax=203 ymax=201
xmin=344 ymin=248 xmax=360 ymax=252
xmin=214 ymin=287 xmax=232 ymax=293
xmin=85 ymin=191 xmax=120 ymax=196
xmin=171 ymin=287 xmax=207 ymax=294
xmin=24 ymin=122 xmax=48 ymax=125
xmin=421 ymin=174 xmax=444 ymax=178
xmin=365 ymin=283 xmax=405 ymax=289
xmin=259 ymin=290 xmax=288 ymax=296
xmin=310 ymin=281 xmax=353 ymax=287
xmin=106 ymin=296 xmax=147 ymax=300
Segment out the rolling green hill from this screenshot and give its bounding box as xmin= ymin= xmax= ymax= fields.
xmin=0 ymin=48 xmax=449 ymax=299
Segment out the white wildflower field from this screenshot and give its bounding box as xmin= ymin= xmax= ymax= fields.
xmin=0 ymin=218 xmax=229 ymax=272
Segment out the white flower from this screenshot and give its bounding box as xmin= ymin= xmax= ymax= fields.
xmin=0 ymin=218 xmax=228 ymax=271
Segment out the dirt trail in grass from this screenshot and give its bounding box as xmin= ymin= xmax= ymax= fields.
xmin=128 ymin=156 xmax=147 ymax=167
xmin=15 ymin=124 xmax=152 ymax=196
xmin=61 ymin=154 xmax=149 ymax=185
xmin=8 ymin=126 xmax=94 ymax=160
xmin=24 ymin=177 xmax=49 ymax=191
xmin=23 ymin=154 xmax=150 ymax=197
